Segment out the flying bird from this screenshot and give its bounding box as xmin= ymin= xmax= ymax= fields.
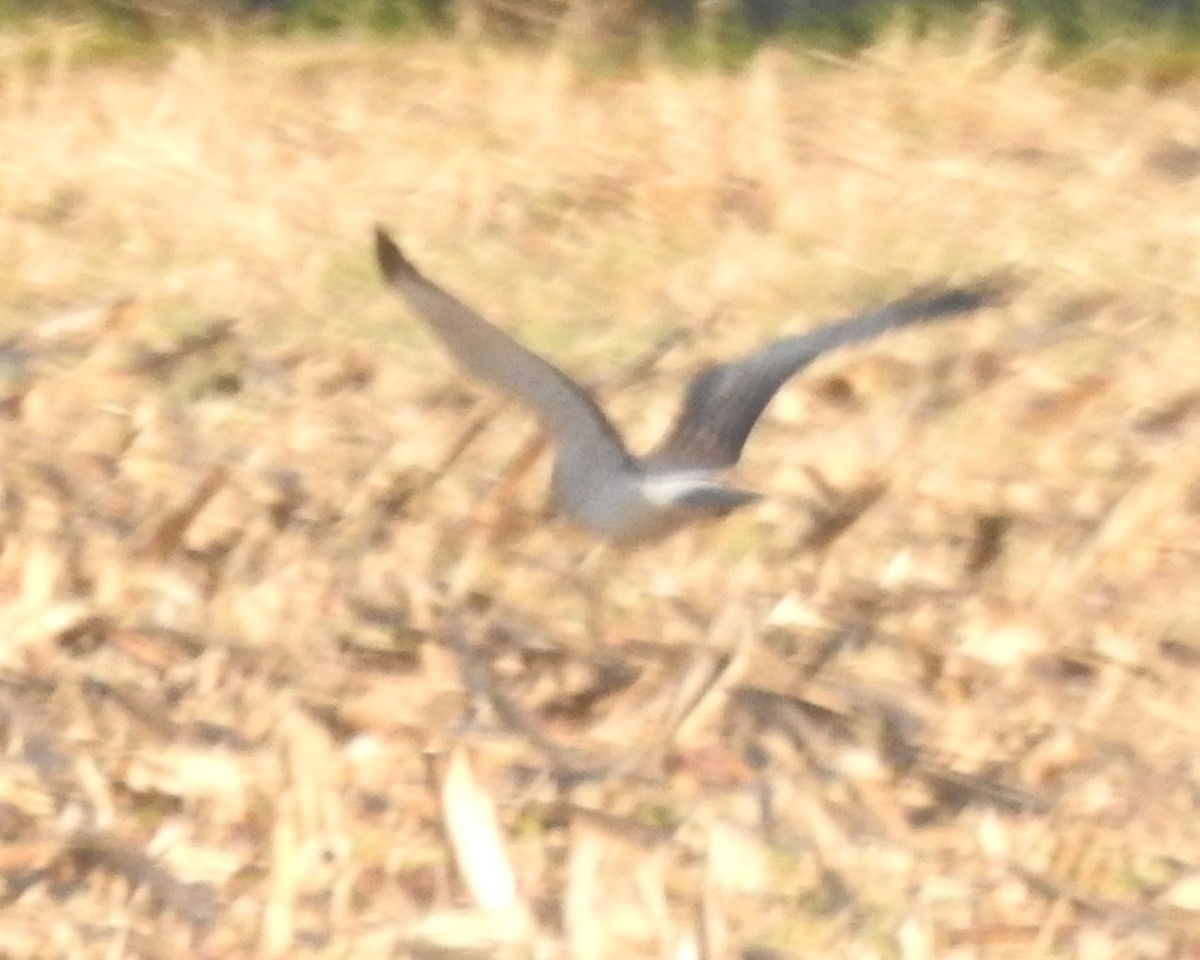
xmin=375 ymin=226 xmax=1003 ymax=547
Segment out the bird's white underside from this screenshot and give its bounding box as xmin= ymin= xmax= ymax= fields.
xmin=637 ymin=470 xmax=733 ymax=507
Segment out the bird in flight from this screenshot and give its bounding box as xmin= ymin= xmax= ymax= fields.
xmin=375 ymin=226 xmax=1004 ymax=547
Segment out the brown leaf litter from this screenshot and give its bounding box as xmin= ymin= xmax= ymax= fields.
xmin=0 ymin=281 xmax=1196 ymax=960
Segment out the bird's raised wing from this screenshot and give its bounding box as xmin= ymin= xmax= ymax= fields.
xmin=375 ymin=227 xmax=633 ymax=466
xmin=642 ymin=281 xmax=1007 ymax=471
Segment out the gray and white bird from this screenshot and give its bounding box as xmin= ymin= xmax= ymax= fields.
xmin=375 ymin=226 xmax=1002 ymax=547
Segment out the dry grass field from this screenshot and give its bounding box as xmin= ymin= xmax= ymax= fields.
xmin=3 ymin=12 xmax=1200 ymax=958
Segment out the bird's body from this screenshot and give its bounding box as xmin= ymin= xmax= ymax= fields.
xmin=374 ymin=227 xmax=1003 ymax=547
xmin=551 ymin=458 xmax=759 ymax=547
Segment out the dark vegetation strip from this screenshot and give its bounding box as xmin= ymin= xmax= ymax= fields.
xmin=3 ymin=0 xmax=1200 ymax=82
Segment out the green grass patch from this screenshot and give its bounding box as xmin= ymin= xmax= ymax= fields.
xmin=7 ymin=1 xmax=1200 ymax=82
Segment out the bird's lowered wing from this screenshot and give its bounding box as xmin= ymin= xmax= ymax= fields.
xmin=375 ymin=226 xmax=633 ymax=465
xmin=642 ymin=280 xmax=1008 ymax=471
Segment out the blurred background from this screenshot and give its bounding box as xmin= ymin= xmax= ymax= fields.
xmin=4 ymin=1 xmax=1200 ymax=958
xmin=7 ymin=0 xmax=1200 ymax=51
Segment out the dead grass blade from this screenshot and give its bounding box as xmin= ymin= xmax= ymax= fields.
xmin=129 ymin=316 xmax=238 ymax=379
xmin=565 ymin=806 xmax=678 ymax=960
xmin=132 ymin=463 xmax=229 ymax=561
xmin=440 ymin=745 xmax=525 ymax=921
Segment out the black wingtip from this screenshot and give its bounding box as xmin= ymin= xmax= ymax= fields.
xmin=373 ymin=224 xmax=418 ymax=285
xmin=966 ymin=268 xmax=1019 ymax=308
xmin=899 ymin=270 xmax=1018 ymax=321
xmin=947 ymin=270 xmax=1017 ymax=310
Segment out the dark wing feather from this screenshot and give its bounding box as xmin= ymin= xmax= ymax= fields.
xmin=374 ymin=227 xmax=633 ymax=466
xmin=643 ymin=281 xmax=1006 ymax=471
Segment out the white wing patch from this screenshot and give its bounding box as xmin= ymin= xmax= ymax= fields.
xmin=638 ymin=470 xmax=737 ymax=508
